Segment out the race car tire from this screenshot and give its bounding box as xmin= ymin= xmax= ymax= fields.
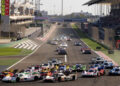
xmin=19 ymin=69 xmax=24 ymax=73
xmin=97 ymin=73 xmax=100 ymax=77
xmin=58 ymin=77 xmax=61 ymax=82
xmin=34 ymin=76 xmax=39 ymax=81
xmin=13 ymin=69 xmax=18 ymax=74
xmin=72 ymin=75 xmax=76 ymax=81
xmin=16 ymin=77 xmax=20 ymax=82
xmin=103 ymin=71 xmax=106 ymax=75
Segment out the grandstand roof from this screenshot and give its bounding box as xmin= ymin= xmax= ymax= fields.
xmin=83 ymin=0 xmax=112 ymax=6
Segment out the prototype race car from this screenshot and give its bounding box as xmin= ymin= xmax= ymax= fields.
xmin=2 ymin=72 xmax=19 ymax=82
xmin=71 ymin=64 xmax=86 ymax=72
xmin=81 ymin=48 xmax=91 ymax=54
xmin=58 ymin=49 xmax=67 ymax=55
xmin=43 ymin=72 xmax=58 ymax=82
xmin=58 ymin=72 xmax=77 ymax=82
xmin=109 ymin=66 xmax=120 ymax=75
xmin=74 ymin=42 xmax=82 ymax=46
xmin=81 ymin=68 xmax=105 ymax=77
xmin=60 ymin=42 xmax=68 ymax=47
xmin=91 ymin=57 xmax=106 ymax=64
xmin=17 ymin=71 xmax=40 ymax=82
xmin=50 ymin=41 xmax=58 ymax=45
xmin=102 ymin=61 xmax=114 ymax=69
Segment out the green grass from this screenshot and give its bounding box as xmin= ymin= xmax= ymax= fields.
xmin=71 ymin=24 xmax=108 ymax=51
xmin=72 ymin=24 xmax=120 ymax=65
xmin=0 ymin=38 xmax=28 ymax=48
xmin=0 ymin=47 xmax=32 ymax=56
xmin=0 ymin=58 xmax=20 ymax=66
xmin=103 ymin=50 xmax=120 ymax=65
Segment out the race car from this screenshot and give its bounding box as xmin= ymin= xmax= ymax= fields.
xmin=59 ymin=65 xmax=67 ymax=72
xmin=17 ymin=71 xmax=40 ymax=82
xmin=60 ymin=42 xmax=68 ymax=47
xmin=43 ymin=72 xmax=58 ymax=82
xmin=81 ymin=48 xmax=91 ymax=54
xmin=0 ymin=72 xmax=9 ymax=80
xmin=58 ymin=49 xmax=67 ymax=55
xmin=50 ymin=41 xmax=58 ymax=45
xmin=42 ymin=63 xmax=51 ymax=69
xmin=74 ymin=42 xmax=82 ymax=46
xmin=81 ymin=68 xmax=105 ymax=77
xmin=90 ymin=64 xmax=104 ymax=70
xmin=91 ymin=57 xmax=106 ymax=64
xmin=67 ymin=37 xmax=72 ymax=41
xmin=50 ymin=59 xmax=62 ymax=66
xmin=57 ymin=72 xmax=77 ymax=82
xmin=71 ymin=64 xmax=86 ymax=72
xmin=102 ymin=61 xmax=114 ymax=69
xmin=0 ymin=69 xmax=18 ymax=80
xmin=109 ymin=66 xmax=120 ymax=75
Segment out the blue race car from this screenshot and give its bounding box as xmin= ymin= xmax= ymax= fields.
xmin=109 ymin=66 xmax=120 ymax=75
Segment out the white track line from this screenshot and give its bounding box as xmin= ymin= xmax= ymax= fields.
xmin=23 ymin=41 xmax=31 ymax=49
xmin=7 ymin=25 xmax=57 ymax=70
xmin=27 ymin=42 xmax=34 ymax=50
xmin=7 ymin=42 xmax=44 ymax=70
xmin=64 ymin=55 xmax=67 ymax=63
xmin=31 ymin=45 xmax=37 ymax=50
xmin=14 ymin=44 xmax=21 ymax=48
xmin=19 ymin=42 xmax=26 ymax=49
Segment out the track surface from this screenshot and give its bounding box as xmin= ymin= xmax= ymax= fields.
xmin=1 ymin=24 xmax=120 ymax=86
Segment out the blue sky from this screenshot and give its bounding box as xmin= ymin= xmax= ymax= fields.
xmin=1 ymin=0 xmax=96 ymax=15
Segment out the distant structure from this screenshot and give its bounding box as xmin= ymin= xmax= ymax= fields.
xmin=72 ymin=11 xmax=92 ymax=17
xmin=10 ymin=0 xmax=35 ymax=16
xmin=83 ymin=0 xmax=120 ymax=49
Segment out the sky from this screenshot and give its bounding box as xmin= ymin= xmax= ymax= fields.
xmin=0 ymin=0 xmax=96 ymax=15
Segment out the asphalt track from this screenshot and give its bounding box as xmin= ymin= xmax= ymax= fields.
xmin=1 ymin=23 xmax=120 ymax=86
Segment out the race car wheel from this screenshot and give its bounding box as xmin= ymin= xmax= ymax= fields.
xmin=103 ymin=71 xmax=106 ymax=75
xmin=58 ymin=77 xmax=61 ymax=82
xmin=16 ymin=77 xmax=20 ymax=82
xmin=97 ymin=73 xmax=100 ymax=77
xmin=34 ymin=76 xmax=39 ymax=81
xmin=19 ymin=69 xmax=24 ymax=73
xmin=72 ymin=75 xmax=76 ymax=81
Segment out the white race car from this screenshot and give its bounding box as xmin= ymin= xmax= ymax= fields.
xmin=17 ymin=72 xmax=40 ymax=82
xmin=2 ymin=73 xmax=19 ymax=82
xmin=60 ymin=42 xmax=68 ymax=47
xmin=58 ymin=72 xmax=77 ymax=82
xmin=81 ymin=68 xmax=100 ymax=77
xmin=43 ymin=74 xmax=58 ymax=82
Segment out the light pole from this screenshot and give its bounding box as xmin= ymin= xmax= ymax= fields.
xmin=61 ymin=0 xmax=63 ymax=16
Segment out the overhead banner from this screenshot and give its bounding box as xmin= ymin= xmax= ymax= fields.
xmin=1 ymin=0 xmax=10 ymax=16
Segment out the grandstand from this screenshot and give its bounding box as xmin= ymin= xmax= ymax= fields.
xmin=84 ymin=0 xmax=120 ymax=49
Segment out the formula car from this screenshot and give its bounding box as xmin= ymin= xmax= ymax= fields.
xmin=71 ymin=64 xmax=86 ymax=72
xmin=109 ymin=66 xmax=120 ymax=75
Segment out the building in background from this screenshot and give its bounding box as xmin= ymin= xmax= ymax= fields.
xmin=83 ymin=0 xmax=120 ymax=49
